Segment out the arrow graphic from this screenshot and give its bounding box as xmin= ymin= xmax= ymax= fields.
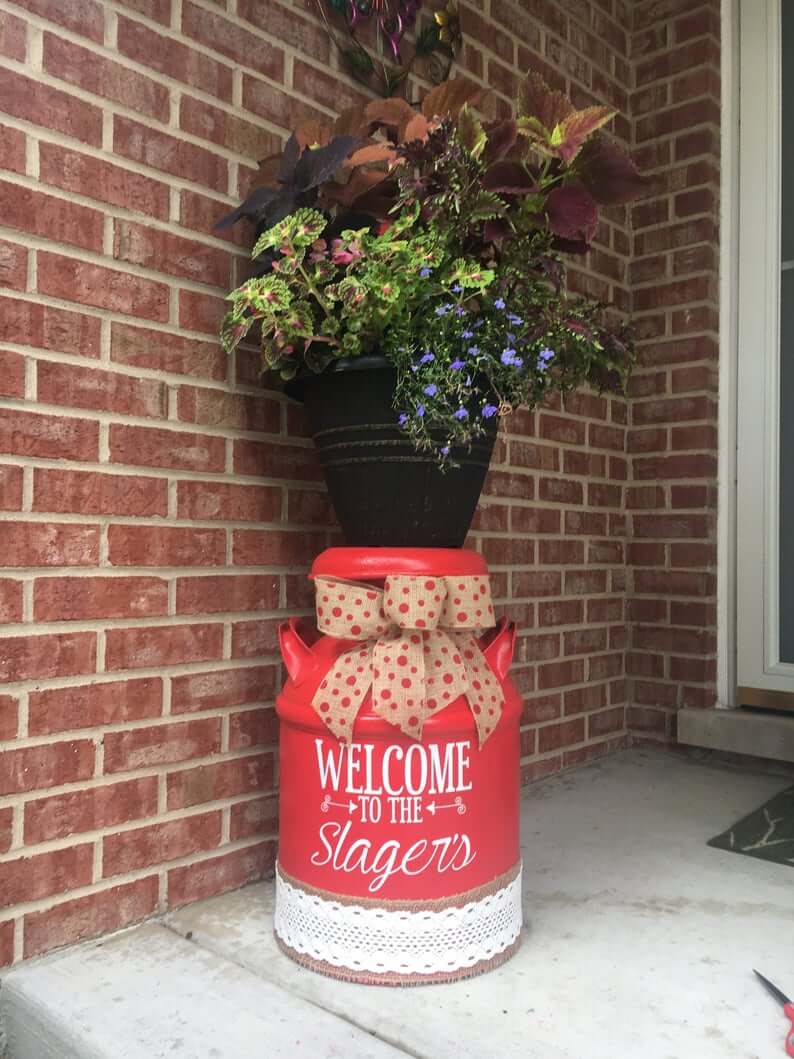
xmin=320 ymin=794 xmax=357 ymax=814
xmin=425 ymin=796 xmax=467 ymax=816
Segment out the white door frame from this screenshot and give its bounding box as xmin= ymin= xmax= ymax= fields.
xmin=729 ymin=0 xmax=794 ymax=704
xmin=717 ymin=0 xmax=739 ymax=708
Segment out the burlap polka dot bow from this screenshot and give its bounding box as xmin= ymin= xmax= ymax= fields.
xmin=312 ymin=574 xmax=504 ymax=745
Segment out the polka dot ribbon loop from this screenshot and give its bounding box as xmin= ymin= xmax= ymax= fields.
xmin=311 ymin=574 xmax=503 ymax=746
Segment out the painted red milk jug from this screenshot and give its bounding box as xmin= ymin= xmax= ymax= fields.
xmin=274 ymin=547 xmax=523 ymax=985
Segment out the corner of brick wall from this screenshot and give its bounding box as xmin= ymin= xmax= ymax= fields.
xmin=626 ymin=0 xmax=721 ymax=744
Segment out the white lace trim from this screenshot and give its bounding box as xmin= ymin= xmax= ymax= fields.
xmin=274 ymin=865 xmax=523 ymax=977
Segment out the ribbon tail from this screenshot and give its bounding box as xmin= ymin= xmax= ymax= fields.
xmin=311 ymin=641 xmax=374 ymax=743
xmin=452 ymin=633 xmax=505 ymax=746
xmin=421 ymin=629 xmax=469 ymax=723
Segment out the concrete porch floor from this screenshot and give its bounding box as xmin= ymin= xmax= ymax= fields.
xmin=2 ymin=749 xmax=793 ymax=1059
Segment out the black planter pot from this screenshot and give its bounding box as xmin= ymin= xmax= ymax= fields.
xmin=285 ymin=355 xmax=498 ymax=548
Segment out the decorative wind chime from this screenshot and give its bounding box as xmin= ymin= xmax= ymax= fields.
xmin=313 ymin=0 xmax=462 ymax=96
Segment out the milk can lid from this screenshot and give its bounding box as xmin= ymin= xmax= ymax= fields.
xmin=310 ymin=547 xmax=489 ymax=581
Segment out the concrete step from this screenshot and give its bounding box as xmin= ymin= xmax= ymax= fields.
xmin=0 ymin=920 xmax=408 ymax=1059
xmin=2 ymin=751 xmax=792 ymax=1059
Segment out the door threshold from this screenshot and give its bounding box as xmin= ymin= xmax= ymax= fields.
xmin=678 ymin=706 xmax=794 ymax=764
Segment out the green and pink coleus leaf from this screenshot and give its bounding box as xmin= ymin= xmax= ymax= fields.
xmin=219 ymin=311 xmax=254 ymax=355
xmin=456 ymin=104 xmax=487 ymax=159
xmin=552 ymin=106 xmax=616 ymax=163
xmin=517 ymin=71 xmax=615 ymax=163
xmin=518 ymin=72 xmax=573 ymax=137
xmin=227 ymin=277 xmax=292 ymax=314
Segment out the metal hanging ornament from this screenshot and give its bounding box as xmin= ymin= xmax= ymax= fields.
xmin=314 ymin=0 xmax=461 ymax=97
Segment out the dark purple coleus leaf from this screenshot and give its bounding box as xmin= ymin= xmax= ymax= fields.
xmin=216 ymin=134 xmax=357 ymax=232
xmin=294 ymin=135 xmax=359 ymax=191
xmin=483 ymin=218 xmax=511 ymax=245
xmin=576 ymin=133 xmax=648 ymax=205
xmin=483 ymin=119 xmax=518 ymax=163
xmin=482 ymin=161 xmax=534 ymax=194
xmin=545 ymin=182 xmax=598 ymax=246
xmin=550 ymin=235 xmax=590 ymax=255
xmin=278 ymin=133 xmax=301 ymax=183
xmin=215 ymin=186 xmax=282 ymax=230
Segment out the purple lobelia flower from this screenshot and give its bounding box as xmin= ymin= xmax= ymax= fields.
xmin=482 ymin=404 xmax=498 ymax=418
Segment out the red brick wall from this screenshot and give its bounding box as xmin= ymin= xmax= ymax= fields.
xmin=627 ymin=0 xmax=721 ymax=741
xmin=0 ymin=0 xmax=684 ymax=967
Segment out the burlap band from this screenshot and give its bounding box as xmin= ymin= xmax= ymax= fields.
xmin=277 ymin=861 xmax=521 ymax=911
xmin=312 ymin=574 xmax=504 ymax=745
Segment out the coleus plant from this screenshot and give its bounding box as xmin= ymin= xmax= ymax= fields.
xmin=219 ymin=72 xmax=646 ymax=464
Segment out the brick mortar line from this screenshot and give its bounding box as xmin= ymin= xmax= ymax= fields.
xmin=0 ymin=170 xmax=247 ymax=255
xmin=0 ymin=467 xmax=647 ymax=491
xmin=2 ymin=0 xmax=635 ymax=130
xmin=0 ymin=653 xmax=283 ymax=692
xmin=7 ymin=389 xmax=627 ymax=436
xmin=0 ymin=0 xmax=346 ymax=130
xmin=0 ymin=50 xmax=275 ymax=170
xmin=0 ymin=291 xmax=241 ymax=349
xmin=0 ymin=747 xmax=276 ymax=802
xmin=0 ymin=834 xmax=271 ymax=917
xmin=0 ymin=398 xmax=303 ymax=439
xmin=0 ymin=224 xmax=237 ymax=296
xmin=0 ymin=612 xmax=300 ymax=633
xmin=1 ymin=799 xmax=279 ymax=860
xmin=0 ymin=566 xmax=630 ymax=583
xmin=0 ymin=519 xmax=330 ymax=535
xmin=0 ymin=603 xmax=626 ymax=635
xmin=70 ymin=702 xmax=623 ymax=766
xmin=0 ymin=113 xmax=244 ymax=206
xmin=635 ymin=151 xmax=718 ymax=173
xmin=0 ymin=650 xmax=628 ymax=704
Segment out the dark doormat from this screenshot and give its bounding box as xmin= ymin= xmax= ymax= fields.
xmin=708 ymin=785 xmax=794 ymax=866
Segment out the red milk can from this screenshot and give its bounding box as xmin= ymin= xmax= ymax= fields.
xmin=274 ymin=547 xmax=523 ymax=985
